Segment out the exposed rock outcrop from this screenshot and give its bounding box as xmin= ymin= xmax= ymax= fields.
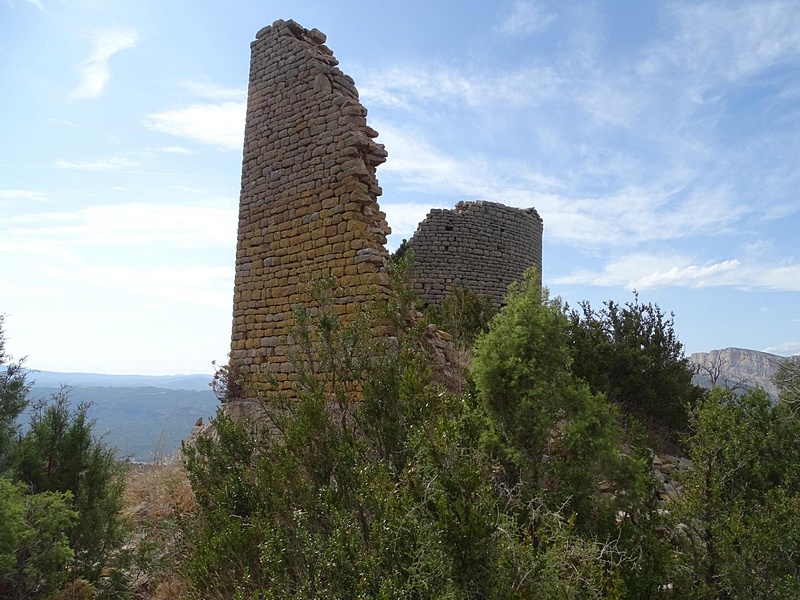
xmin=689 ymin=347 xmax=786 ymax=399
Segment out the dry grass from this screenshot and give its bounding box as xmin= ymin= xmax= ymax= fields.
xmin=123 ymin=457 xmax=197 ymax=523
xmin=121 ymin=456 xmax=198 ymax=599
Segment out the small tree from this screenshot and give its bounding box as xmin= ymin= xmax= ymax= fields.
xmin=775 ymin=355 xmax=800 ymax=409
xmin=472 ymin=270 xmax=646 ymax=530
xmin=0 ymin=315 xmax=29 ymax=474
xmin=427 ymin=285 xmax=495 ymax=348
xmin=671 ymin=387 xmax=800 ymax=598
xmin=0 ymin=478 xmax=77 ymax=599
xmin=12 ymin=389 xmax=126 ymax=586
xmin=567 ymin=293 xmax=702 ymax=448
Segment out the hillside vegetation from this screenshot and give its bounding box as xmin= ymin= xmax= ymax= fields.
xmin=27 ymin=385 xmax=216 ymax=463
xmin=2 ymin=267 xmax=800 ymax=598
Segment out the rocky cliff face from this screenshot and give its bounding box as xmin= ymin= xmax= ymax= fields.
xmin=689 ymin=347 xmax=787 ymax=399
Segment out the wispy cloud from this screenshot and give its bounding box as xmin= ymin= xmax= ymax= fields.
xmin=45 ymin=118 xmax=77 ymax=127
xmin=180 ymin=81 xmax=247 ymax=101
xmin=7 ymin=0 xmax=46 ymax=9
xmin=158 ymin=146 xmax=197 ymax=155
xmin=639 ymin=1 xmax=800 ymax=84
xmin=552 ymin=253 xmax=800 ymax=292
xmin=54 ymin=156 xmax=141 ymax=171
xmin=69 ymin=28 xmax=138 ymax=100
xmin=141 ymin=82 xmax=246 ymax=150
xmin=0 ymin=189 xmax=48 ymax=202
xmin=3 ymin=203 xmax=237 ymax=250
xmin=359 ymin=64 xmax=562 ymax=110
xmin=360 ymin=1 xmax=800 ymax=276
xmin=168 ymin=185 xmax=207 ymax=194
xmin=629 ymin=260 xmax=742 ymax=290
xmin=763 ymin=341 xmax=800 ymax=356
xmin=53 ymin=264 xmax=234 ymax=307
xmin=380 ymin=201 xmax=450 ymax=239
xmin=495 ymin=1 xmax=556 ymax=35
xmin=376 ymin=123 xmax=747 ymax=248
xmin=361 ymin=2 xmax=800 ymax=207
xmin=143 ymin=102 xmax=245 ymax=150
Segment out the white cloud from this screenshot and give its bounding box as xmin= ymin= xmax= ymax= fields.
xmin=142 ymin=82 xmax=246 ymax=150
xmin=574 ymin=76 xmax=644 ymax=128
xmin=3 ymin=203 xmax=237 ymax=250
xmin=54 ymin=264 xmax=233 ymax=307
xmin=356 ymin=24 xmax=639 ymax=137
xmin=629 ymin=260 xmax=741 ymax=290
xmin=641 ymin=2 xmax=800 ymax=84
xmin=168 ymin=185 xmax=207 ymax=194
xmin=356 ymin=52 xmax=746 ymax=239
xmin=181 ymin=81 xmax=247 ymax=101
xmin=377 ymin=124 xmax=497 ymax=195
xmin=380 ymin=201 xmax=450 ymax=239
xmin=0 ymin=189 xmax=48 ymax=202
xmin=357 ymin=2 xmax=800 ymax=226
xmin=8 ymin=0 xmax=46 ymax=9
xmin=376 ymin=123 xmax=747 ymax=248
xmin=69 ymin=28 xmax=138 ymax=100
xmin=143 ymin=102 xmax=246 ymax=150
xmin=553 ymin=253 xmax=800 ymax=292
xmin=45 ymin=118 xmax=77 ymax=127
xmin=358 ymin=64 xmax=562 ymax=110
xmin=54 ymin=156 xmax=141 ymax=171
xmin=763 ymin=341 xmax=800 ymax=356
xmin=158 ymin=146 xmax=197 ymax=155
xmin=750 ymin=264 xmax=800 ymax=291
xmin=552 ymin=253 xmax=733 ymax=289
xmin=495 ymin=1 xmax=556 ymax=35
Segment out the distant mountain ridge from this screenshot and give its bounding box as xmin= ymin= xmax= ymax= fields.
xmin=25 ymin=370 xmax=219 ymax=462
xmin=29 ymin=370 xmax=213 ymax=392
xmin=688 ymin=347 xmax=787 ymax=399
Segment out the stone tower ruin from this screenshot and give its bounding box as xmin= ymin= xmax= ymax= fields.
xmin=408 ymin=201 xmax=543 ymax=310
xmin=228 ymin=19 xmax=391 ymax=395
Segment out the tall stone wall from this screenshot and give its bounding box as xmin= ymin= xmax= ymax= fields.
xmin=229 ymin=19 xmax=391 ymax=395
xmin=408 ymin=201 xmax=543 ymax=310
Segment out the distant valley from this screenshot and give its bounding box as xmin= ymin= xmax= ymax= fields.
xmin=28 ymin=370 xmax=218 ymax=463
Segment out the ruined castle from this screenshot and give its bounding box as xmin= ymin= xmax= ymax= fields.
xmin=408 ymin=201 xmax=543 ymax=311
xmin=228 ymin=20 xmax=543 ymax=397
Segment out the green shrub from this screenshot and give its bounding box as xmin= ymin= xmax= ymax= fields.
xmin=427 ymin=286 xmax=495 ymax=348
xmin=567 ymin=294 xmax=703 ymax=450
xmin=670 ymin=387 xmax=800 ymax=598
xmin=0 ymin=477 xmax=77 ymax=599
xmin=12 ymin=389 xmax=126 ymax=587
xmin=473 ymin=271 xmax=639 ymax=521
xmin=0 ymin=314 xmax=29 ymax=475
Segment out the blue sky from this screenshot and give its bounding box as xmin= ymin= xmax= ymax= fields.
xmin=1 ymin=0 xmax=799 ymax=375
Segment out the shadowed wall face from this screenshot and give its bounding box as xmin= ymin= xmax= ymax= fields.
xmin=229 ymin=19 xmax=391 ymax=394
xmin=408 ymin=201 xmax=543 ymax=310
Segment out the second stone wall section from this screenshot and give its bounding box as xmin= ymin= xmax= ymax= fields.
xmin=408 ymin=201 xmax=543 ymax=310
